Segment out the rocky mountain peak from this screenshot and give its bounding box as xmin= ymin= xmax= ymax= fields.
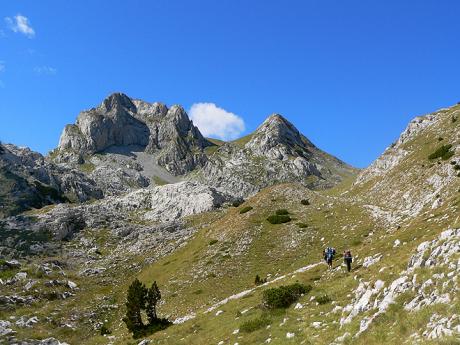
xmin=246 ymin=113 xmax=314 ymax=160
xmin=98 ymin=92 xmax=136 ymax=114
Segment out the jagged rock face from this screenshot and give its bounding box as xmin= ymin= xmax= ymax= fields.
xmin=145 ymin=105 xmax=210 ymax=175
xmin=0 ymin=144 xmax=102 ymax=217
xmin=58 ymin=93 xmax=150 ymax=153
xmin=190 ymin=114 xmax=356 ymax=198
xmin=57 ymin=93 xmax=211 ymax=176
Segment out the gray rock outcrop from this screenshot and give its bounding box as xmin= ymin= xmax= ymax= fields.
xmin=57 ymin=93 xmax=212 ymax=176
xmin=0 ymin=143 xmax=102 ymax=217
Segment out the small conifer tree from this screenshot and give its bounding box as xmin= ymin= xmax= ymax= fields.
xmin=123 ymin=278 xmax=147 ymax=336
xmin=255 ymin=274 xmax=261 ymax=285
xmin=123 ymin=279 xmax=171 ymax=338
xmin=146 ymin=281 xmax=161 ymax=325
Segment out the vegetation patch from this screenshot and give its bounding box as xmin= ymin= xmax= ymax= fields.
xmin=239 ymin=206 xmax=253 ymax=214
xmin=267 ymin=214 xmax=291 ymax=224
xmin=297 ymin=222 xmax=308 ymax=228
xmin=100 ymin=324 xmax=111 ymax=335
xmin=254 ymin=274 xmax=267 ymax=285
xmin=275 ymin=209 xmax=289 ymax=215
xmin=301 ymin=199 xmax=310 ymax=205
xmin=123 ymin=279 xmax=172 ymax=339
xmin=240 ymin=314 xmax=271 ymax=333
xmin=262 ymin=283 xmax=311 ymax=309
xmin=428 ymin=144 xmax=455 ymax=160
xmin=208 ymin=239 xmax=218 ymax=245
xmin=316 ymin=294 xmax=332 ymax=305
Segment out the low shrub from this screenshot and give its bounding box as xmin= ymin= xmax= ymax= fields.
xmin=453 ymin=165 xmax=460 ymax=171
xmin=297 ymin=222 xmax=308 ymax=228
xmin=267 ymin=214 xmax=291 ymax=224
xmin=209 ymin=239 xmax=218 ymax=245
xmin=316 ymin=294 xmax=332 ymax=305
xmin=239 ymin=206 xmax=253 ymax=214
xmin=428 ymin=144 xmax=454 ymax=160
xmin=100 ymin=324 xmax=111 ymax=335
xmin=240 ymin=314 xmax=271 ymax=333
xmin=262 ymin=283 xmax=311 ymax=309
xmin=275 ymin=209 xmax=289 ymax=215
xmin=300 ymin=199 xmax=310 ymax=205
xmin=255 ymin=274 xmax=267 ymax=285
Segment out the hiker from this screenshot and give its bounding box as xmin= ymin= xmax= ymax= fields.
xmin=344 ymin=250 xmax=353 ymax=272
xmin=325 ymin=247 xmax=335 ymax=269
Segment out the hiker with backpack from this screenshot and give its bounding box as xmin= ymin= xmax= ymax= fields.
xmin=324 ymin=247 xmax=336 ymax=269
xmin=343 ymin=250 xmax=353 ymax=272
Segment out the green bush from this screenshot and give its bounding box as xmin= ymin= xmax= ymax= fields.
xmin=297 ymin=222 xmax=308 ymax=228
xmin=316 ymin=294 xmax=332 ymax=305
xmin=262 ymin=283 xmax=311 ymax=309
xmin=300 ymin=199 xmax=310 ymax=205
xmin=453 ymin=165 xmax=460 ymax=171
xmin=209 ymin=239 xmax=218 ymax=245
xmin=100 ymin=324 xmax=111 ymax=335
xmin=275 ymin=209 xmax=289 ymax=215
xmin=239 ymin=206 xmax=253 ymax=214
xmin=240 ymin=314 xmax=271 ymax=333
xmin=428 ymin=144 xmax=454 ymax=160
xmin=267 ymin=214 xmax=291 ymax=224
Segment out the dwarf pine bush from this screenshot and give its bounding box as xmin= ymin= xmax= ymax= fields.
xmin=428 ymin=144 xmax=454 ymax=160
xmin=262 ymin=283 xmax=311 ymax=309
xmin=239 ymin=206 xmax=253 ymax=214
xmin=267 ymin=214 xmax=291 ymax=224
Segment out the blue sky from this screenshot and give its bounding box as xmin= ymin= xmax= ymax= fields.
xmin=1 ymin=1 xmax=459 ymax=168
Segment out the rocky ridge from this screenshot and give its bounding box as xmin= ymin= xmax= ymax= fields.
xmin=191 ymin=114 xmax=356 ymax=198
xmin=52 ymin=93 xmax=356 ymax=199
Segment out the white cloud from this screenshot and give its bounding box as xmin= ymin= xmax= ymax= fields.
xmin=34 ymin=66 xmax=57 ymax=75
xmin=5 ymin=14 xmax=35 ymax=38
xmin=189 ymin=103 xmax=245 ymax=141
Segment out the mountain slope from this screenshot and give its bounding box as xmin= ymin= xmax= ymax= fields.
xmin=190 ymin=114 xmax=357 ymax=198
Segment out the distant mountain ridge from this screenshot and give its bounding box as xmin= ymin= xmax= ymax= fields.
xmin=52 ymin=92 xmax=356 ymax=199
